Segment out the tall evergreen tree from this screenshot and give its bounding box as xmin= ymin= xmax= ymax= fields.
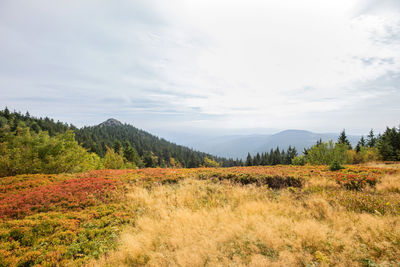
xmin=337 ymin=129 xmax=352 ymax=149
xmin=367 ymin=129 xmax=377 ymax=148
xmin=359 ymin=136 xmax=366 ymax=147
xmin=255 ymin=153 xmax=261 ymax=166
xmin=377 ymin=126 xmax=400 ymax=161
xmin=123 ymin=141 xmax=140 ymax=165
xmin=246 ymin=153 xmax=253 ymax=166
xmin=113 ymin=140 xmax=123 ymax=154
xmin=355 ymin=136 xmax=366 ymax=152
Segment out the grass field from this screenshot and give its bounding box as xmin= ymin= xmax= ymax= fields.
xmin=1 ymin=164 xmax=400 ymax=266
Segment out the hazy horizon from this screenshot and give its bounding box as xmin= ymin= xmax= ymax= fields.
xmin=1 ymin=0 xmax=399 ymax=136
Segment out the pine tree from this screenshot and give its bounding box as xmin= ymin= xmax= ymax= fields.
xmin=123 ymin=141 xmax=140 ymax=165
xmin=337 ymin=129 xmax=352 ymax=149
xmin=246 ymin=153 xmax=253 ymax=166
xmin=113 ymin=140 xmax=123 ymax=154
xmin=3 ymin=107 xmax=10 ymax=119
xmin=255 ymin=153 xmax=261 ymax=166
xmin=359 ymin=136 xmax=366 ymax=147
xmin=355 ymin=136 xmax=366 ymax=153
xmin=286 ymin=146 xmax=298 ymax=164
xmin=366 ymin=129 xmax=376 ymax=148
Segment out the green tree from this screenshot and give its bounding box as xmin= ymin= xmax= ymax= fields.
xmin=113 ymin=140 xmax=123 ymax=154
xmin=286 ymin=146 xmax=298 ymax=164
xmin=306 ymin=140 xmax=349 ymax=165
xmin=103 ymin=146 xmax=125 ymax=169
xmin=359 ymin=136 xmax=366 ymax=147
xmin=123 ymin=141 xmax=140 ymax=165
xmin=246 ymin=153 xmax=253 ymax=166
xmin=337 ymin=129 xmax=352 ymax=149
xmin=292 ymin=155 xmax=306 ymax=166
xmin=0 ymin=125 xmax=102 ymax=177
xmin=366 ymin=129 xmax=377 ymax=148
xmin=143 ymin=151 xmax=157 ymax=168
xmin=377 ymin=127 xmax=400 ymax=161
xmin=203 ymin=157 xmax=220 ymax=167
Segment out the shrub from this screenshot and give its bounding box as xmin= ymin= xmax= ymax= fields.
xmin=210 ymin=173 xmax=303 ymax=189
xmin=292 ymin=155 xmax=306 ymax=166
xmin=203 ymin=157 xmax=221 ymax=167
xmin=334 ymin=173 xmax=378 ymax=191
xmin=0 ymin=177 xmax=120 ymax=219
xmin=329 ymin=160 xmax=344 ymax=171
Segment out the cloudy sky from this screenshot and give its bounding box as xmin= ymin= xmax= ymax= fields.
xmin=1 ymin=0 xmax=399 ymax=136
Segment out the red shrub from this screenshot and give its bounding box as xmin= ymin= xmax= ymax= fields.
xmin=0 ymin=177 xmax=120 ymax=219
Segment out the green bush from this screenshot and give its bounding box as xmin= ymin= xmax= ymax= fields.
xmin=306 ymin=141 xmax=350 ymax=165
xmin=329 ymin=160 xmax=344 ymax=171
xmin=291 ymin=155 xmax=306 ymax=166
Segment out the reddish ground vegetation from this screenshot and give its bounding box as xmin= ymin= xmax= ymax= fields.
xmin=0 ymin=177 xmax=120 ymax=219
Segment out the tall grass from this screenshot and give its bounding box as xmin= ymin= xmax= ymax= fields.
xmin=91 ymin=172 xmax=400 ymax=266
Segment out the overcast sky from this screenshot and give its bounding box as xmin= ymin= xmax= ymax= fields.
xmin=0 ymin=0 xmax=399 ymax=136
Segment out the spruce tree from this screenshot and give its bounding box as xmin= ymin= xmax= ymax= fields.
xmin=366 ymin=129 xmax=376 ymax=148
xmin=246 ymin=153 xmax=253 ymax=166
xmin=359 ymin=136 xmax=366 ymax=147
xmin=337 ymin=129 xmax=352 ymax=149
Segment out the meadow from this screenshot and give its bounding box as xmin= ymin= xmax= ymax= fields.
xmin=1 ymin=164 xmax=400 ymax=266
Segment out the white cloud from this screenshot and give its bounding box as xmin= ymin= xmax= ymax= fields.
xmin=0 ymin=0 xmax=399 ymax=134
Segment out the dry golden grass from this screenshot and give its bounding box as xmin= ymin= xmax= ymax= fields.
xmin=90 ymin=173 xmax=400 ymax=267
xmin=366 ymin=162 xmax=400 ymax=170
xmin=377 ymin=174 xmax=400 ymax=193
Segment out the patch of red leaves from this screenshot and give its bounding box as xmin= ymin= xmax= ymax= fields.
xmin=0 ymin=177 xmax=120 ymax=219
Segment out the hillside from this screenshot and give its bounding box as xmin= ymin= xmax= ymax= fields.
xmin=0 ymin=109 xmax=227 ymax=168
xmin=75 ymin=118 xmax=224 ymax=168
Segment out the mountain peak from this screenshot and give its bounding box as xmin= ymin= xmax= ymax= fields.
xmin=99 ymin=118 xmax=123 ymax=127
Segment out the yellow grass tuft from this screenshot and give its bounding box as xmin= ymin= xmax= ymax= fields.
xmin=377 ymin=174 xmax=400 ymax=193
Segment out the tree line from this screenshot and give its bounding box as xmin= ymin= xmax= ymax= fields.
xmin=1 ymin=107 xmax=399 ymax=177
xmin=0 ymin=108 xmax=230 ymax=176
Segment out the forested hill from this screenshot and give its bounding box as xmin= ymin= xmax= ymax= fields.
xmin=0 ymin=108 xmax=74 ymax=135
xmin=0 ymin=108 xmax=229 ymax=168
xmin=74 ymin=118 xmax=225 ymax=168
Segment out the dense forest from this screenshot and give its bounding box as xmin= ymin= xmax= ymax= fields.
xmin=74 ymin=118 xmax=234 ymax=168
xmin=0 ymin=108 xmax=231 ymax=172
xmin=0 ymin=107 xmax=399 ymax=177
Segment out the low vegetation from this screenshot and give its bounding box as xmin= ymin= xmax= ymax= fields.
xmin=1 ymin=165 xmax=399 ymax=266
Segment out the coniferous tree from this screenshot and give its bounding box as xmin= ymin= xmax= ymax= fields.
xmin=337 ymin=129 xmax=352 ymax=149
xmin=246 ymin=153 xmax=253 ymax=166
xmin=123 ymin=141 xmax=140 ymax=166
xmin=113 ymin=140 xmax=123 ymax=154
xmin=286 ymin=146 xmax=298 ymax=164
xmin=377 ymin=126 xmax=400 ymax=161
xmin=355 ymin=136 xmax=366 ymax=152
xmin=367 ymin=129 xmax=377 ymax=148
xmin=255 ymin=153 xmax=261 ymax=166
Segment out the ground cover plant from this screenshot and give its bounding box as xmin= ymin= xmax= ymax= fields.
xmin=0 ymin=164 xmax=399 ymax=266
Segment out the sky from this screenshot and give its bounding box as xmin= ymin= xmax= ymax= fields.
xmin=0 ymin=0 xmax=399 ymax=137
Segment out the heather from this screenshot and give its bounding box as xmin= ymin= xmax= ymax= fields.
xmin=1 ymin=165 xmax=400 ymax=266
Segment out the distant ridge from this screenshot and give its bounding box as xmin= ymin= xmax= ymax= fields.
xmin=185 ymin=129 xmax=361 ymax=159
xmin=99 ymin=118 xmax=123 ymax=127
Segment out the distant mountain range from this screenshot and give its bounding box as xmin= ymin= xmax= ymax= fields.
xmin=181 ymin=130 xmax=361 ymax=159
